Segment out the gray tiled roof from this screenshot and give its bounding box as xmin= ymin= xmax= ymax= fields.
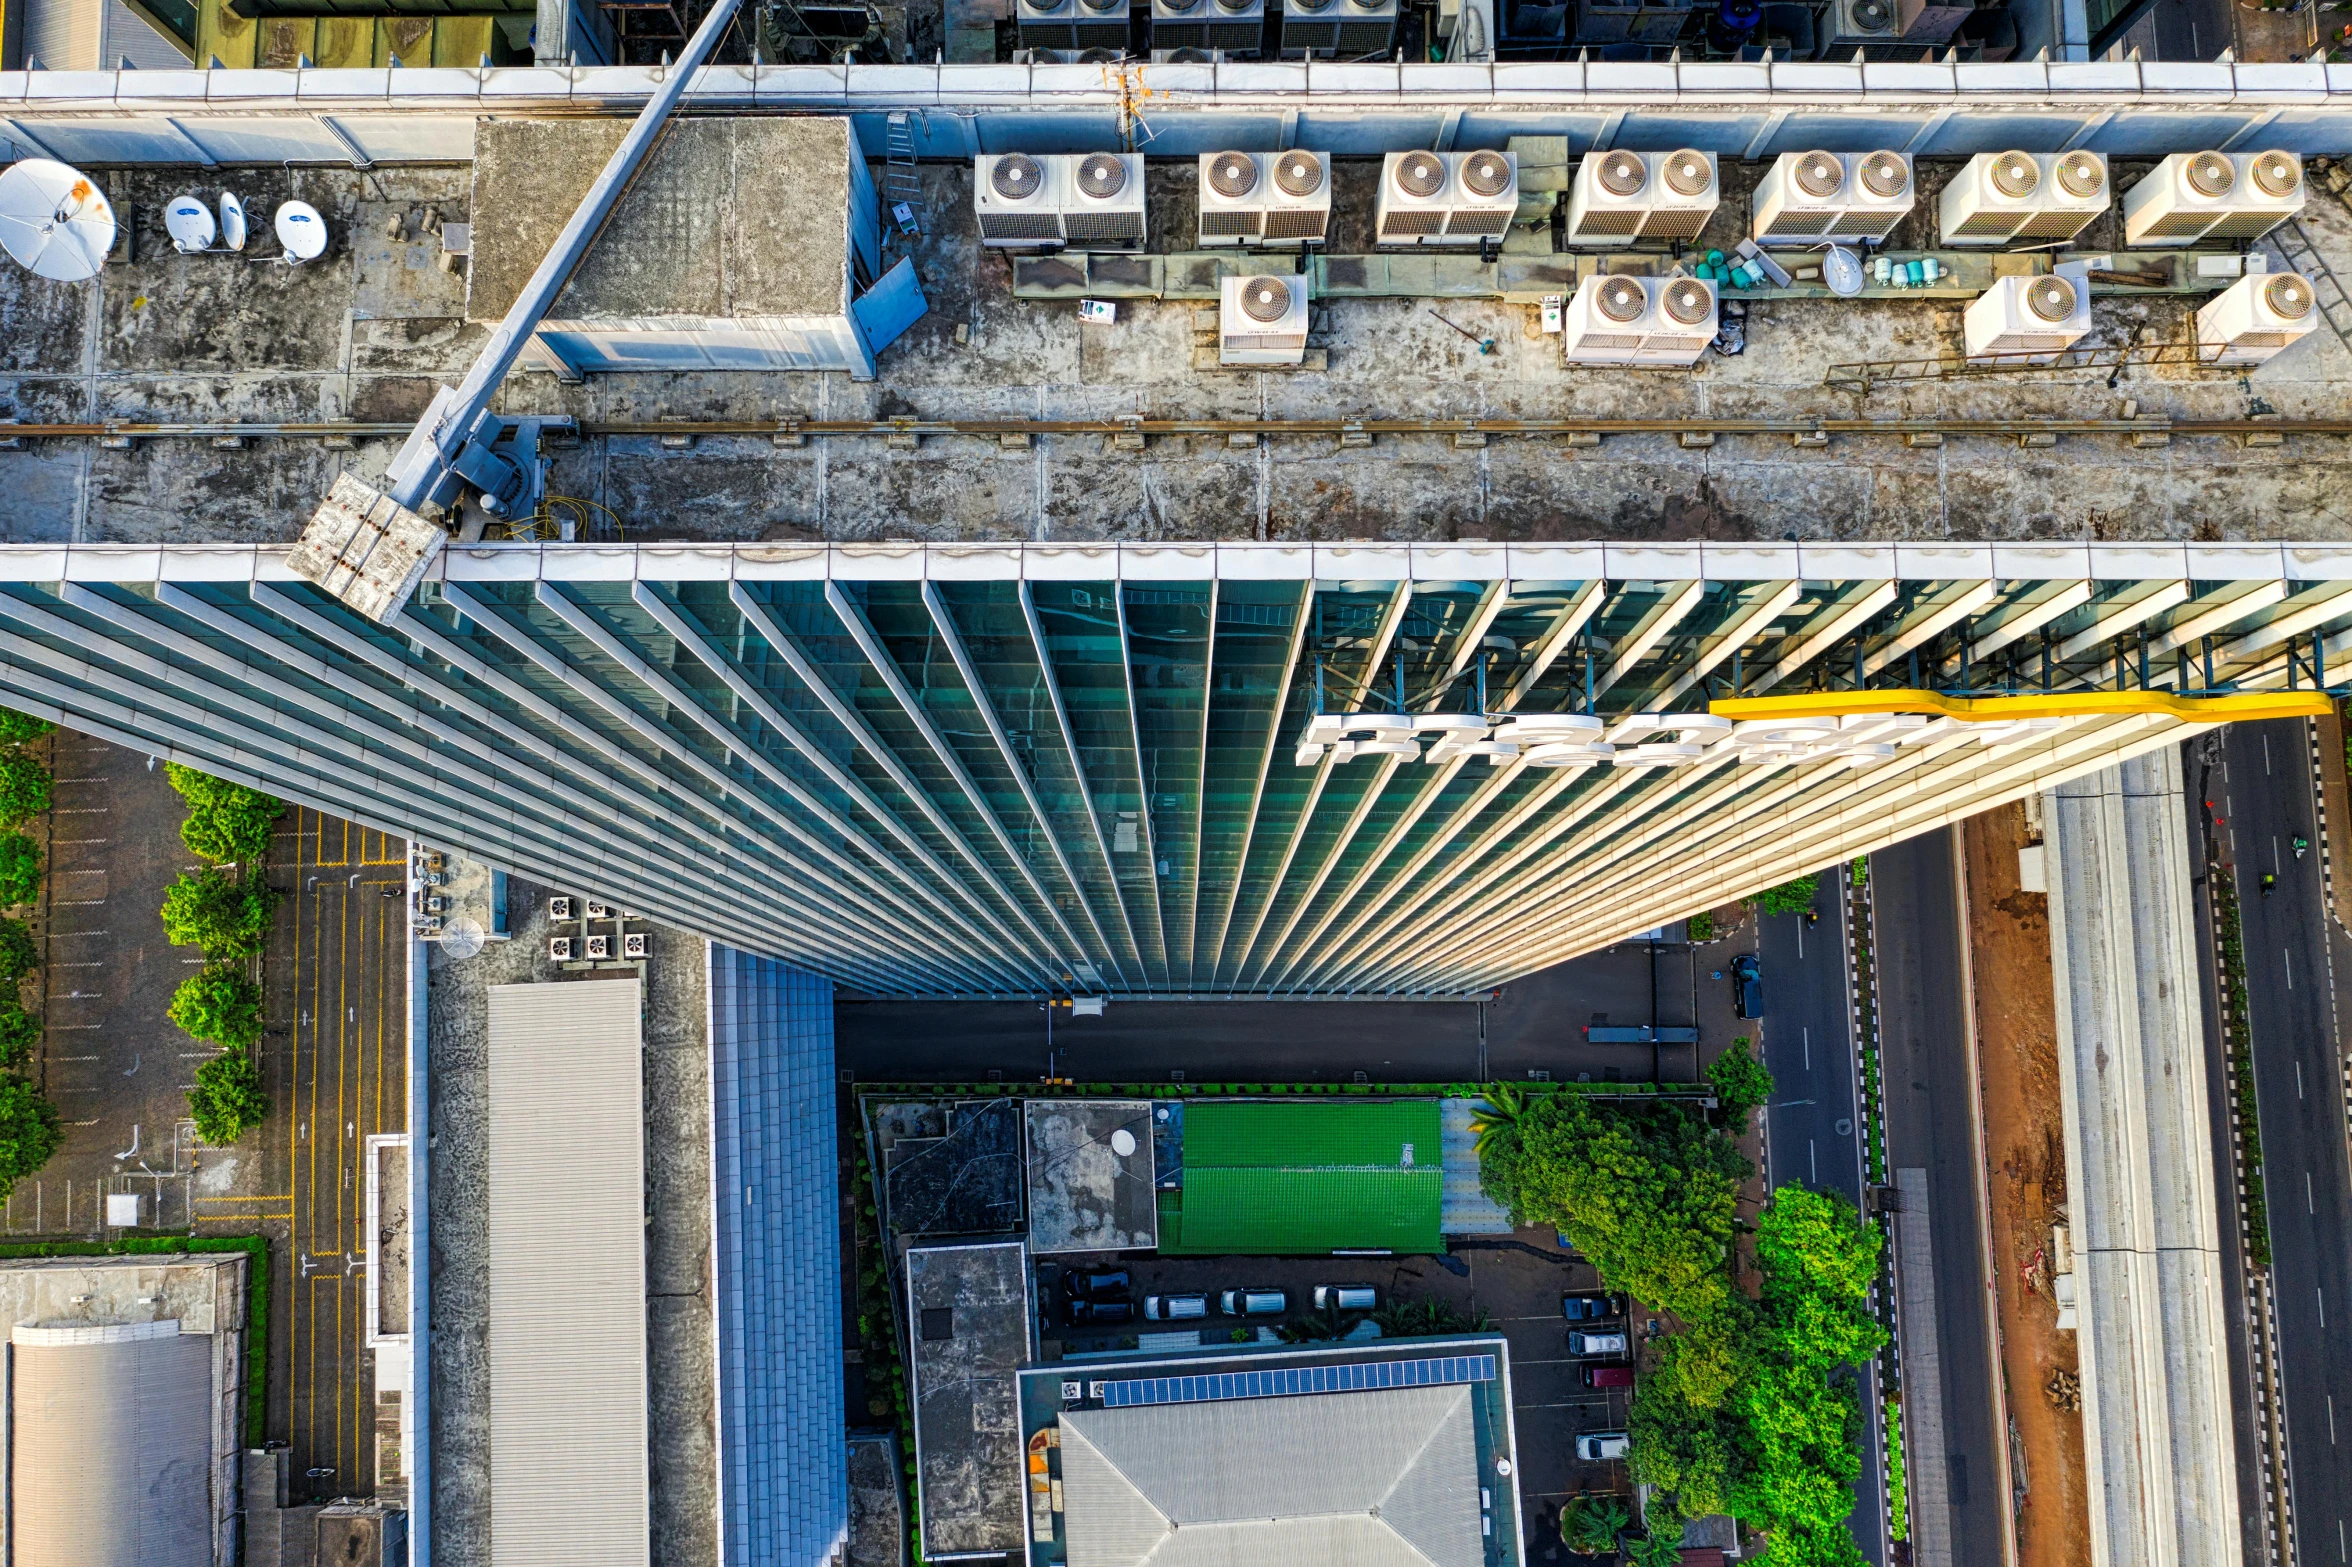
xmin=711 ymin=947 xmax=849 ymax=1566
xmin=1059 ymin=1384 xmax=1481 ymax=1567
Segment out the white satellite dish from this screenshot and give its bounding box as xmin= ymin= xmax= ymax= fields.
xmin=439 ymin=916 xmax=486 ymax=960
xmin=0 ymin=159 xmax=115 ymax=282
xmin=219 ymin=191 xmax=247 ymax=252
xmin=274 ymin=199 xmax=327 ymax=265
xmin=165 ymin=194 xmax=216 ymax=253
xmin=1822 ymin=244 xmax=1866 ymax=299
xmin=1109 ymin=1128 xmax=1138 ymax=1158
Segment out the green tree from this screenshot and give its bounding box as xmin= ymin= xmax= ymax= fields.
xmin=1629 ymin=1329 xmax=1745 ymax=1515
xmin=165 ymin=764 xmax=282 ymax=864
xmin=0 ymin=1071 xmax=60 ymax=1198
xmin=168 ymin=965 xmax=264 ymax=1049
xmin=1467 ymin=1080 xmax=1527 ymax=1155
xmin=1686 ymin=909 xmax=1717 ymax=943
xmin=161 ymin=868 xmax=278 ymax=958
xmin=0 ymin=916 xmax=36 ymax=983
xmin=0 ymin=749 xmax=48 ymax=828
xmin=0 ymin=831 xmax=39 ymax=907
xmin=1706 ymin=1037 xmax=1774 ymax=1137
xmin=1752 ymin=872 xmax=1820 ymax=917
xmin=1625 ymin=1514 xmax=1686 ymax=1567
xmin=0 ymin=708 xmax=54 ymax=746
xmin=1562 ymin=1494 xmax=1631 ymax=1556
xmin=0 ymin=1003 xmax=38 ymax=1068
xmin=188 ymin=1051 xmax=270 ymax=1145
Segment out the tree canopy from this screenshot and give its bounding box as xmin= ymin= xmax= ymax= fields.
xmin=0 ymin=749 xmax=49 ymax=829
xmin=1753 ymin=873 xmax=1821 ymax=917
xmin=161 ymin=869 xmax=278 ymax=958
xmin=188 ymin=1051 xmax=270 ymax=1146
xmin=0 ymin=708 xmax=54 ymax=746
xmin=168 ymin=965 xmax=265 ymax=1049
xmin=165 ymin=765 xmax=282 ymax=864
xmin=1707 ymin=1037 xmax=1774 ymax=1137
xmin=0 ymin=1071 xmax=60 ymax=1198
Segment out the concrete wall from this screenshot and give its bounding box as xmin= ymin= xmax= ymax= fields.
xmin=2045 ymin=749 xmax=2243 ymax=1567
xmin=0 ymin=58 xmax=2349 ymax=168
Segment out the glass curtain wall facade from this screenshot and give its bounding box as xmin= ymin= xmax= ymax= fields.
xmin=0 ymin=541 xmax=2344 ymax=996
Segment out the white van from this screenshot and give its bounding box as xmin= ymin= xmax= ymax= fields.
xmin=1144 ymin=1292 xmax=1209 ymax=1321
xmin=1313 ymin=1284 xmax=1378 ymax=1312
xmin=1220 ymin=1288 xmax=1287 ymax=1317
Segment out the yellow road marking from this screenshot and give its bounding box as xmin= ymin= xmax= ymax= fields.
xmin=1708 ymin=687 xmax=2334 ymax=723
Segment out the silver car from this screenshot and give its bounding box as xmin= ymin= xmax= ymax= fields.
xmin=1220 ymin=1288 xmax=1287 ymax=1317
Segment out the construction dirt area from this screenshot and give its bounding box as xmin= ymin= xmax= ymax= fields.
xmin=1960 ymin=802 xmax=2092 ymax=1567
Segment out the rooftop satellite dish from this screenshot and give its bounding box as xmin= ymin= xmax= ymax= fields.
xmin=1109 ymin=1128 xmax=1138 ymax=1158
xmin=165 ymin=194 xmax=216 ymax=253
xmin=274 ymin=199 xmax=327 ymax=265
xmin=440 ymin=917 xmax=486 ymax=960
xmin=219 ymin=191 xmax=247 ymax=252
xmin=0 ymin=159 xmax=115 ymax=282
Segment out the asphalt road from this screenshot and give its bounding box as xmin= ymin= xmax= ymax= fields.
xmin=1871 ymin=830 xmax=2007 ymax=1567
xmin=2213 ymin=719 xmax=2352 ymax=1567
xmin=1756 ymin=873 xmax=1886 ymax=1567
xmin=838 ymin=939 xmax=1731 ymax=1085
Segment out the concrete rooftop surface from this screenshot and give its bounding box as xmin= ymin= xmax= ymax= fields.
xmin=1 ymin=152 xmax=2350 ymax=542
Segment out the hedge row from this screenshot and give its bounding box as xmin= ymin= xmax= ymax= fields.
xmin=162 ymin=768 xmax=283 ymax=1147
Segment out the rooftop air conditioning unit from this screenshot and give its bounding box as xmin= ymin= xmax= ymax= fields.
xmin=1562 ymin=274 xmax=1717 ymax=366
xmin=1071 ymin=0 xmax=1133 ymax=49
xmin=1220 ymin=273 xmax=1311 ymax=365
xmin=1938 ymin=151 xmax=2108 ymax=246
xmin=1565 ymin=149 xmax=1719 ymax=245
xmin=1017 ymin=0 xmax=1080 ymax=48
xmin=1375 ymin=150 xmax=1519 ymax=245
xmin=2123 ymin=151 xmax=2304 ymax=246
xmin=1064 ymin=152 xmax=1147 ymax=248
xmin=2196 ymin=270 xmax=2319 ymax=367
xmin=1821 ymin=0 xmax=1896 ymax=54
xmin=1200 ymin=151 xmax=1331 ymax=246
xmin=1280 ymin=0 xmax=1342 ymax=51
xmin=1963 ymin=273 xmax=2090 ymax=363
xmin=1150 ymin=45 xmax=1217 ymax=57
xmin=1151 ymin=0 xmax=1212 ymax=46
xmin=1332 ymin=0 xmax=1401 ymax=54
xmin=1200 ymin=0 xmax=1264 ymax=52
xmin=1752 ymin=150 xmax=1915 ymax=244
xmin=975 ymin=153 xmax=1067 ymax=248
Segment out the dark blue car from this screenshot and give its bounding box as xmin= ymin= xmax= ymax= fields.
xmin=1733 ymin=952 xmax=1762 ymax=1018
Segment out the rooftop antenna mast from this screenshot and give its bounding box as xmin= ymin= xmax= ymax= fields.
xmin=286 ymin=0 xmax=743 ymax=619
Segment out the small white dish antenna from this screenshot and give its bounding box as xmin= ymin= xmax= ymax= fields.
xmin=1822 ymin=245 xmax=1866 ymax=298
xmin=166 ymin=194 xmax=216 ymax=253
xmin=0 ymin=159 xmax=115 ymax=282
xmin=440 ymin=917 xmax=486 ymax=961
xmin=219 ymin=191 xmax=247 ymax=252
xmin=1109 ymin=1128 xmax=1138 ymax=1158
xmin=273 ymin=199 xmax=327 ymax=265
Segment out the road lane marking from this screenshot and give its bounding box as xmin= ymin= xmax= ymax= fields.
xmin=2311 ymin=1171 xmax=2317 ymax=1214
xmin=2287 ymin=949 xmax=2295 ymax=990
xmin=1802 ymin=1026 xmax=1809 ymax=1072
xmin=2330 ymin=1394 xmax=2336 ymax=1444
xmin=2300 ymin=1060 xmax=2307 ymax=1099
xmin=1810 ymin=1140 xmax=1817 ymax=1186
xmin=2321 ymin=1287 xmax=2328 ymax=1329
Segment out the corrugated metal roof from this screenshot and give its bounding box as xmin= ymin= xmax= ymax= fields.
xmin=1059 ymin=1384 xmax=1481 ymax=1567
xmin=708 ymin=947 xmax=850 ymax=1567
xmin=8 ymin=1324 xmax=213 ymax=1567
xmin=487 ymin=978 xmax=649 ymax=1567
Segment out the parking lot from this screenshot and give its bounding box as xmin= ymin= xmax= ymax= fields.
xmin=1030 ymin=1229 xmax=1644 ymax=1550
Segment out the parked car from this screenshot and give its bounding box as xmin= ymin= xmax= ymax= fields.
xmin=1583 ymin=1364 xmax=1637 ymax=1389
xmin=1567 ymin=1330 xmax=1629 ymax=1357
xmin=1576 ymin=1431 xmax=1632 ymax=1462
xmin=1732 ymin=952 xmax=1762 ymax=1018
xmin=1313 ymin=1284 xmax=1378 ymax=1312
xmin=1221 ymin=1288 xmax=1288 ymax=1317
xmin=1144 ymin=1292 xmax=1209 ymax=1321
xmin=1062 ymin=1267 xmax=1131 ymax=1301
xmin=1067 ymin=1298 xmax=1135 ymax=1327
xmin=1561 ymin=1293 xmax=1627 ymax=1322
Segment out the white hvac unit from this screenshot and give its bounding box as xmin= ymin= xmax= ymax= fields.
xmin=1963 ymin=274 xmax=2090 ymax=363
xmin=975 ymin=153 xmax=1067 ymax=248
xmin=1562 ymin=274 xmax=1717 ymax=367
xmin=1072 ymin=0 xmax=1134 ymax=48
xmin=2196 ymin=270 xmax=2319 ymax=367
xmin=1821 ymin=0 xmax=1897 ymax=53
xmin=1017 ymin=0 xmax=1080 ymax=47
xmin=1751 ymin=150 xmax=1914 ymax=245
xmin=1564 ymin=149 xmax=1720 ymax=246
xmin=1197 ymin=151 xmax=1330 ymax=247
xmin=1220 ymin=273 xmax=1311 ymax=365
xmin=1153 ymin=0 xmax=1260 ymax=49
xmin=1151 ymin=0 xmax=1213 ymax=46
xmin=1374 ymin=150 xmax=1519 ymax=246
xmin=1938 ymin=151 xmax=2109 ymax=246
xmin=1280 ymin=0 xmax=1400 ymax=54
xmin=1063 ymin=152 xmax=1147 ymax=248
xmin=2123 ymin=151 xmax=2304 ymax=247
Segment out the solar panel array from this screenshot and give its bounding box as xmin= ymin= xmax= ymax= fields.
xmin=1097 ymin=1353 xmax=1497 ymax=1408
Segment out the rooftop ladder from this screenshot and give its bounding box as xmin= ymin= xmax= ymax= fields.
xmin=883 ymin=111 xmax=925 ymax=238
xmin=2265 ymin=219 xmax=2352 ymax=354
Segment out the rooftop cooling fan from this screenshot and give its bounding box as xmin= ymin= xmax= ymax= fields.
xmin=1460 ymin=152 xmax=1513 ymax=199
xmin=1275 ymin=153 xmax=1325 ymax=197
xmin=1596 ymin=151 xmax=1647 ymax=197
xmin=993 ymin=154 xmax=1045 ymax=201
xmin=1239 ymin=275 xmax=1293 ymax=322
xmin=1858 ymin=152 xmax=1909 ymax=199
xmin=1209 ymin=153 xmax=1259 ymax=199
xmin=1395 ymin=151 xmax=1446 ymax=198
xmin=1076 ymin=154 xmax=1130 ymax=200
xmin=1595 ymin=276 xmax=1647 ymax=323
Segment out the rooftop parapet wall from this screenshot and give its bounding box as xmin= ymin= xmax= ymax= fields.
xmin=4 ymin=58 xmax=2352 ymax=165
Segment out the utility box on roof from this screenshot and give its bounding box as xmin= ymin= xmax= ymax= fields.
xmin=467 ymin=117 xmax=922 ymax=381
